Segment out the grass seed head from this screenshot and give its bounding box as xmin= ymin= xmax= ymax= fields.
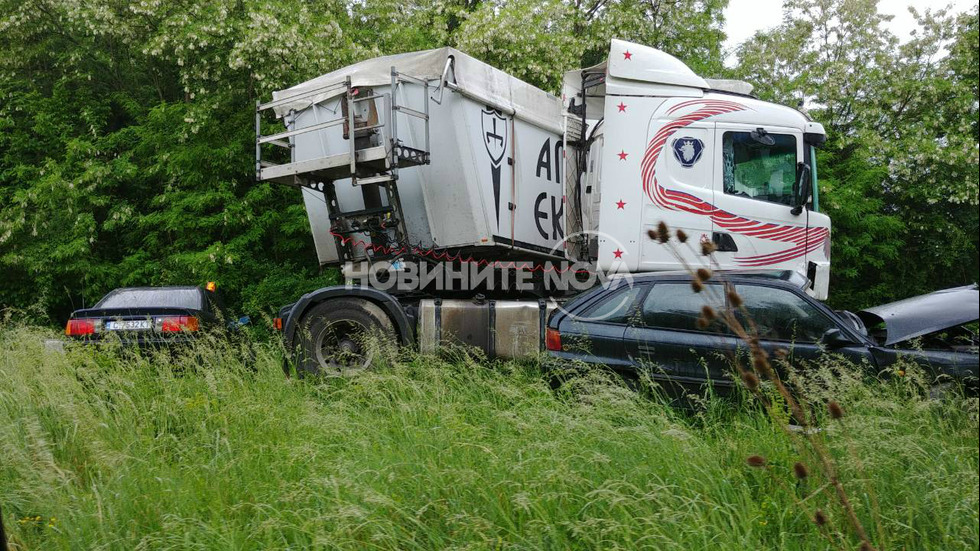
xmin=793 ymin=462 xmax=809 ymax=479
xmin=647 ymin=229 xmax=659 ymax=241
xmin=828 ymin=401 xmax=844 ymax=420
xmin=691 ymin=279 xmax=704 ymax=293
xmin=676 ymin=229 xmax=688 ymax=243
xmin=696 ymin=268 xmax=712 ymax=281
xmin=657 ymin=221 xmax=670 ymax=243
xmin=746 ymin=455 xmax=766 ymax=468
xmin=860 ymin=542 xmax=874 ymax=551
xmin=813 ymin=509 xmax=828 ymax=526
xmin=740 ymin=371 xmax=760 ymax=390
xmin=727 ymin=288 xmax=743 ymax=308
xmin=700 ymin=240 xmax=716 ymax=256
xmin=700 ymin=305 xmax=716 ymax=321
xmin=696 ymin=317 xmax=709 ymax=330
xmin=774 ymin=348 xmax=789 ymax=360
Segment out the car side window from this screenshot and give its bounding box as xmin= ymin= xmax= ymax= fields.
xmin=580 ymin=284 xmax=645 ymax=324
xmin=639 ymin=283 xmax=727 ymax=333
xmin=735 ymin=284 xmax=835 ymax=343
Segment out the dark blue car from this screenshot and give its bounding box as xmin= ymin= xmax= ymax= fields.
xmin=65 ymin=284 xmax=242 ymax=346
xmin=546 ymin=271 xmax=978 ymax=394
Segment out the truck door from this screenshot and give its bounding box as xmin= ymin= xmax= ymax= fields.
xmin=711 ymin=124 xmax=808 ymax=271
xmin=637 ymin=122 xmax=715 ymax=272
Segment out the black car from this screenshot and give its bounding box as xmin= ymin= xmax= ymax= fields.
xmin=546 ymin=271 xmax=978 ymax=393
xmin=65 ymin=284 xmax=243 ymax=346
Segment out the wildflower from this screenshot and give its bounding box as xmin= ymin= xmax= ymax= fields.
xmin=676 ymin=229 xmax=688 ymax=243
xmin=656 ymin=221 xmax=670 ymax=243
xmin=746 ymin=454 xmax=766 ymax=468
xmin=741 ymin=371 xmax=760 ymax=390
xmin=813 ymin=509 xmax=828 ymax=526
xmin=700 ymin=240 xmax=716 ymax=256
xmin=793 ymin=462 xmax=809 ymax=479
xmin=827 ymin=401 xmax=844 ymax=420
xmin=696 ymin=268 xmax=712 ymax=281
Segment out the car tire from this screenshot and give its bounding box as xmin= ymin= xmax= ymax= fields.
xmin=293 ymin=298 xmax=395 ymax=377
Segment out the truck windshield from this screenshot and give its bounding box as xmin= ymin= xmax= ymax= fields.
xmin=722 ymin=132 xmax=797 ymax=206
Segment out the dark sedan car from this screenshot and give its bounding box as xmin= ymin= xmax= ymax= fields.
xmin=546 ymin=271 xmax=978 ymax=393
xmin=65 ymin=284 xmax=241 ymax=345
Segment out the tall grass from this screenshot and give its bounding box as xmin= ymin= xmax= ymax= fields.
xmin=1 ymin=324 xmax=977 ymax=550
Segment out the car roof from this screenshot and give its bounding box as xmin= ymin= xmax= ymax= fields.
xmin=615 ymin=269 xmax=810 ymax=288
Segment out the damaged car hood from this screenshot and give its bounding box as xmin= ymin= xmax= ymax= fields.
xmin=857 ymin=285 xmax=979 ymax=346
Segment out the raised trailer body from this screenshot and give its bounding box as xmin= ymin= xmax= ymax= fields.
xmin=260 ymin=48 xmax=571 ymax=266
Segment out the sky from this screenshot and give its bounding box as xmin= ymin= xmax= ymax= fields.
xmin=722 ymin=0 xmax=979 ymax=65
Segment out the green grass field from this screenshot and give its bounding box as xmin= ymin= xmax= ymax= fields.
xmin=1 ymin=325 xmax=977 ymax=550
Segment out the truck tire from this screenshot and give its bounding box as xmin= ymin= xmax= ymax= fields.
xmin=293 ymin=298 xmax=395 ymax=377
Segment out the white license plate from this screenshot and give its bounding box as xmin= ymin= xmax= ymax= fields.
xmin=106 ymin=319 xmax=152 ymax=331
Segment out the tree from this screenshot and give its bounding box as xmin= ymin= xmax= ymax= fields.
xmin=734 ymin=0 xmax=979 ymax=308
xmin=1 ymin=0 xmax=732 ymax=323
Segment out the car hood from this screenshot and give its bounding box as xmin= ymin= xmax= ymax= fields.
xmin=857 ymin=285 xmax=979 ymax=346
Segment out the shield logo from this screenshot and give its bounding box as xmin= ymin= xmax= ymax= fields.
xmin=671 ymin=137 xmax=704 ymax=168
xmin=481 ymin=108 xmax=509 ymax=228
xmin=481 ymin=109 xmax=508 ymax=166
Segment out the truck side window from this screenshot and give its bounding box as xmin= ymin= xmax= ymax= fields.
xmin=734 ymin=284 xmax=835 ymax=343
xmin=722 ymin=132 xmax=797 ymax=206
xmin=640 ymin=283 xmax=727 ymax=333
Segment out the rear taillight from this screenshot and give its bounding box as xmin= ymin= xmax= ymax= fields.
xmin=273 ymin=317 xmax=283 ymax=331
xmin=65 ymin=318 xmax=97 ymax=337
xmin=157 ymin=316 xmax=200 ymax=332
xmin=545 ymin=327 xmax=562 ymax=351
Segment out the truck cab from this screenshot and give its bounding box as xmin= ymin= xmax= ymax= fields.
xmin=563 ymin=40 xmax=830 ymax=298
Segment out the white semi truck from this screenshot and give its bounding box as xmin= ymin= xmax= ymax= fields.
xmin=256 ymin=39 xmax=830 ymax=373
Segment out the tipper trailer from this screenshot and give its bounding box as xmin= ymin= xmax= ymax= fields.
xmin=255 ymin=39 xmax=830 ymax=374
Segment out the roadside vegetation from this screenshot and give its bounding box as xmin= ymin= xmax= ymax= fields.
xmin=2 ymin=325 xmax=976 ymax=549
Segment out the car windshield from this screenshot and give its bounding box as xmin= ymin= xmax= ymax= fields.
xmin=98 ymin=288 xmax=202 ymax=310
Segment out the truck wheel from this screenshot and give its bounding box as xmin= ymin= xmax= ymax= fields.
xmin=293 ymin=298 xmax=395 ymax=377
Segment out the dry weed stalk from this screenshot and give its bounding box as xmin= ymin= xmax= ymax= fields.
xmin=649 ymin=222 xmax=879 ymax=551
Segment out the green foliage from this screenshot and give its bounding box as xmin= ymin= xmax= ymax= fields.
xmin=1 ymin=328 xmax=978 ymax=548
xmin=0 ymin=0 xmax=728 ymax=323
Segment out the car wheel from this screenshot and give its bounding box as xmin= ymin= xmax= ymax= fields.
xmin=293 ymin=298 xmax=395 ymax=377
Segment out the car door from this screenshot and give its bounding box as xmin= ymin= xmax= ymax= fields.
xmin=557 ymin=282 xmax=645 ymax=371
xmin=733 ymin=283 xmax=875 ymax=372
xmin=624 ymin=281 xmax=741 ymax=393
xmin=712 ymin=124 xmax=812 ymax=271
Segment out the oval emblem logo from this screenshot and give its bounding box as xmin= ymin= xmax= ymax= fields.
xmin=671 ymin=137 xmax=704 ymax=168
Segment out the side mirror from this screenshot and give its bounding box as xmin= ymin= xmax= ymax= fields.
xmin=791 ymin=162 xmax=811 ymax=215
xmin=819 ymin=328 xmax=856 ymax=349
